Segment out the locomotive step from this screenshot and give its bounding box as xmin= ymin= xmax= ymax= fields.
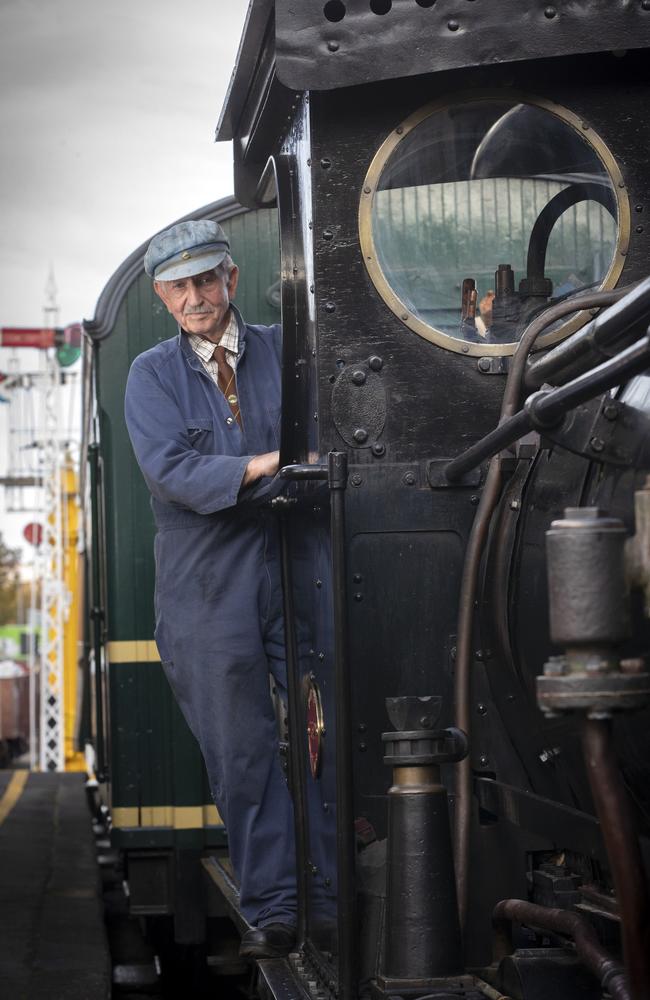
xmin=202 ymin=854 xmax=252 ymax=936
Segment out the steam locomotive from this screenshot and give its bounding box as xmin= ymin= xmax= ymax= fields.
xmin=84 ymin=2 xmax=650 ymax=998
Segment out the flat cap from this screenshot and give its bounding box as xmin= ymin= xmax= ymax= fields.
xmin=144 ymin=220 xmax=230 ymax=282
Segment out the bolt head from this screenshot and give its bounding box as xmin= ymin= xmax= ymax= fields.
xmin=368 ymin=355 xmax=383 ymax=371
xmin=352 ymin=370 xmax=366 ymax=385
xmin=353 ymin=428 xmax=368 ymax=444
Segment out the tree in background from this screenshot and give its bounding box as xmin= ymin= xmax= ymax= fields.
xmin=0 ymin=533 xmax=21 ymax=625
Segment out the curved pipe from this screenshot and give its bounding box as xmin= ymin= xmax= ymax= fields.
xmin=525 ymin=278 xmax=650 ymax=390
xmin=446 ymin=332 xmax=650 ymax=483
xmin=453 ymin=289 xmax=634 ymax=930
xmin=493 ymin=898 xmax=630 ymax=1000
xmin=582 ymin=719 xmax=650 ymax=1000
xmin=526 ymin=182 xmax=616 ymax=282
xmin=453 ymin=456 xmax=503 ymax=932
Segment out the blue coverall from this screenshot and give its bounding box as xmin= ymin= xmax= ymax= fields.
xmin=124 ymin=307 xmax=297 ymax=927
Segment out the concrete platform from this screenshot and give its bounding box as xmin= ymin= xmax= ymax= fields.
xmin=0 ymin=770 xmax=110 ymax=999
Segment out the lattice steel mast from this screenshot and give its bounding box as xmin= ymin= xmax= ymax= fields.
xmin=39 ymin=270 xmax=66 ymax=771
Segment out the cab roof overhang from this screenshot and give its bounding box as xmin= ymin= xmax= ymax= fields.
xmin=217 ymin=0 xmax=650 ymax=143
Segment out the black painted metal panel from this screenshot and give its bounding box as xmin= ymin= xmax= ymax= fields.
xmin=275 ymin=0 xmax=650 ymax=92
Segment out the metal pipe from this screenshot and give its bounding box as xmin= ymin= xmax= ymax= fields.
xmin=278 ymin=515 xmax=310 ymax=946
xmin=453 ymin=458 xmax=503 ymax=935
xmin=534 ymin=333 xmax=650 ymax=424
xmin=329 ymin=451 xmax=358 ymax=1000
xmin=472 ymin=977 xmax=513 ymax=1000
xmin=526 ymin=183 xmax=615 ymax=282
xmin=445 ymin=333 xmax=650 ymax=483
xmin=582 ymin=719 xmax=650 ymax=1000
xmin=445 ymin=411 xmax=531 ymax=483
xmin=88 ymin=442 xmax=106 ymax=781
xmin=492 ymin=898 xmax=631 ymax=1000
xmin=452 ymin=288 xmax=641 ymax=936
xmin=28 ymin=552 xmax=38 ymax=770
xmin=508 ymin=289 xmax=631 ymax=414
xmin=280 ymin=463 xmax=328 ymax=481
xmin=525 ymin=279 xmax=650 ymax=390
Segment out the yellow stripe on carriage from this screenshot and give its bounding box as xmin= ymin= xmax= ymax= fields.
xmin=106 ymin=640 xmax=160 ymax=663
xmin=112 ymin=803 xmax=223 ymax=828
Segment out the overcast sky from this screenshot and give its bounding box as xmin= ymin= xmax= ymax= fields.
xmin=0 ymin=0 xmax=250 ymax=553
xmin=0 ymin=0 xmax=250 ymax=328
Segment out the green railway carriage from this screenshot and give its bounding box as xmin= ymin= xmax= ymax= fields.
xmin=82 ymin=196 xmax=279 ymax=930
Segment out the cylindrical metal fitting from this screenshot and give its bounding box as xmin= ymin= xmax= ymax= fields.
xmin=383 ymin=776 xmax=463 ymax=979
xmin=546 ymin=508 xmax=630 ymax=647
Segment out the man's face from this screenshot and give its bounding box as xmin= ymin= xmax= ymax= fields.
xmin=154 ymin=265 xmax=239 ymax=342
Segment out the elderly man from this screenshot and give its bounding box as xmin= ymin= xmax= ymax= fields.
xmin=124 ymin=219 xmax=296 ymax=959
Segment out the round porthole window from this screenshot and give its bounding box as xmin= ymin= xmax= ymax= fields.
xmin=359 ymin=93 xmax=629 ymax=356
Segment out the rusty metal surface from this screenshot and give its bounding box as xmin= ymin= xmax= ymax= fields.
xmin=274 ymin=0 xmax=650 ymax=91
xmin=582 ymin=719 xmax=650 ymax=1000
xmin=492 ymin=898 xmax=631 ymax=1000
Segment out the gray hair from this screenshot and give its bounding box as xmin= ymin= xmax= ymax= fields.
xmin=216 ymin=252 xmax=236 ymax=279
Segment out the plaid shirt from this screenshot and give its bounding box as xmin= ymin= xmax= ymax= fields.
xmin=187 ymin=310 xmax=239 ymax=387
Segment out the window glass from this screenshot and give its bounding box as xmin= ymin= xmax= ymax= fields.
xmin=368 ymin=101 xmax=619 ymax=347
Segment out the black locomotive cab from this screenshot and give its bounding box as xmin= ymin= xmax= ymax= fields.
xmin=216 ymin=4 xmax=650 ymax=999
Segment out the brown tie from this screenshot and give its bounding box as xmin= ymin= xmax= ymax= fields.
xmin=213 ymin=345 xmax=241 ymax=427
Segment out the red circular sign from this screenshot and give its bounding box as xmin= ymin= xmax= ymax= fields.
xmin=23 ymin=522 xmax=43 ymax=547
xmin=306 ymin=681 xmax=325 ymax=780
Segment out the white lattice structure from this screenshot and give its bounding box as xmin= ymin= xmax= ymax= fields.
xmin=39 ymin=357 xmax=66 ymax=772
xmin=1 ymin=270 xmax=80 ymax=771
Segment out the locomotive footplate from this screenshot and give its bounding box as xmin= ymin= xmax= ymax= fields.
xmin=257 ymin=958 xmax=312 ymax=1000
xmin=371 ymin=976 xmax=488 ymax=999
xmin=201 ymin=854 xmax=250 ymax=935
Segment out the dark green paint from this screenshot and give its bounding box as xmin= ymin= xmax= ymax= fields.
xmin=88 ymin=206 xmax=280 ymax=828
